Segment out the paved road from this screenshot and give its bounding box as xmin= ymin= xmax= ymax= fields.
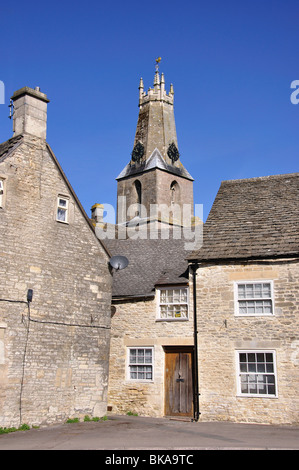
xmin=0 ymin=414 xmax=298 ymax=451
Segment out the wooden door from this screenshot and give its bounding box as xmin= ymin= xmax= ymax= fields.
xmin=164 ymin=348 xmax=193 ymax=417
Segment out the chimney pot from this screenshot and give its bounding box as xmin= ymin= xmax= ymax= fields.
xmin=91 ymin=203 xmax=104 ymax=225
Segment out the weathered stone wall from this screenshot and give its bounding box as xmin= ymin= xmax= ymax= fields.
xmin=0 ymin=135 xmax=112 ymax=427
xmin=117 ymin=169 xmax=193 ymax=225
xmin=108 ymin=297 xmax=194 ymax=417
xmin=108 ymin=259 xmax=299 ymax=425
xmin=194 ymin=260 xmax=299 ymax=425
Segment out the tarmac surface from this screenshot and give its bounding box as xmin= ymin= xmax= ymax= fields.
xmin=0 ymin=414 xmax=298 ymax=451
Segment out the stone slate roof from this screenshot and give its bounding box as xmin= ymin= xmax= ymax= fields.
xmin=0 ymin=135 xmax=23 ymax=161
xmin=104 ymin=237 xmax=190 ymax=298
xmin=188 ymin=173 xmax=299 ymax=262
xmin=116 ymin=148 xmax=194 ymax=181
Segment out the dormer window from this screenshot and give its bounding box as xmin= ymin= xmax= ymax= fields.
xmin=56 ymin=196 xmax=69 ymax=223
xmin=0 ymin=180 xmax=4 ymax=208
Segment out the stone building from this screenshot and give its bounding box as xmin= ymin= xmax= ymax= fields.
xmin=0 ymin=86 xmax=112 ymax=427
xmin=105 ymin=65 xmax=299 ymax=425
xmin=115 ymin=66 xmax=194 ymax=230
xmin=188 ymin=174 xmax=299 ymax=424
xmin=105 ymin=67 xmax=200 ymax=419
xmin=1 ymin=68 xmax=297 ymax=428
xmin=106 ymin=237 xmax=194 ymax=418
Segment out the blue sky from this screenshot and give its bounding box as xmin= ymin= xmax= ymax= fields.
xmin=0 ymin=0 xmax=298 ymax=222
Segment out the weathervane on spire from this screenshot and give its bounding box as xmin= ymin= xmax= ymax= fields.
xmin=155 ymin=57 xmax=162 ymax=71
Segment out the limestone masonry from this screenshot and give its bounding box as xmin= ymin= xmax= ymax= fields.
xmin=0 ymin=66 xmax=298 ymax=427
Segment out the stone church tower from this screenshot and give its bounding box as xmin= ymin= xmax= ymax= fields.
xmin=116 ymin=63 xmax=194 ymax=229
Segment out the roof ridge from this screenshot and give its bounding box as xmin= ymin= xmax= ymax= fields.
xmin=221 ymin=172 xmax=299 ymax=185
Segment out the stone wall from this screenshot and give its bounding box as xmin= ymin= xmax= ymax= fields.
xmin=108 ymin=258 xmax=299 ymax=425
xmin=0 ymin=134 xmax=112 ymax=427
xmin=108 ymin=296 xmax=194 ymax=417
xmin=194 ymin=259 xmax=299 ymax=425
xmin=116 ymin=169 xmax=193 ymax=225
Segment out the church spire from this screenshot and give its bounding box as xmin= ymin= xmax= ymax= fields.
xmin=116 ymin=61 xmax=194 ymax=227
xmin=132 ymin=59 xmax=179 ymax=166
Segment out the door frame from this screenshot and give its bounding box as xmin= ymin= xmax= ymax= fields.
xmin=163 ymin=346 xmax=195 ymax=418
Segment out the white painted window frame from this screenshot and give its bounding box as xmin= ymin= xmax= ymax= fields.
xmin=234 ymin=280 xmax=274 ymax=317
xmin=56 ymin=195 xmax=69 ymax=223
xmin=127 ymin=347 xmax=154 ymax=382
xmin=156 ymin=286 xmax=189 ymax=321
xmin=235 ymin=350 xmax=278 ymax=398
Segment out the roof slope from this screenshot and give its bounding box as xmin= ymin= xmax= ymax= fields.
xmin=0 ymin=135 xmax=23 ymax=161
xmin=188 ymin=173 xmax=299 ymax=262
xmin=104 ymin=237 xmax=189 ymax=298
xmin=116 ymin=148 xmax=193 ymax=181
xmin=0 ymin=134 xmax=111 ymax=258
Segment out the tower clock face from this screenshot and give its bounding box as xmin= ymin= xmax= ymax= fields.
xmin=131 ymin=141 xmax=144 ymax=162
xmin=167 ymin=142 xmax=180 ymax=163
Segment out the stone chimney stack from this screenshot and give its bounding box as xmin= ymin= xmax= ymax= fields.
xmin=91 ymin=203 xmax=104 ymax=226
xmin=11 ymin=86 xmax=50 ymax=140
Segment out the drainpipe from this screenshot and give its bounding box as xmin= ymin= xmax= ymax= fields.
xmin=190 ymin=262 xmax=200 ymax=421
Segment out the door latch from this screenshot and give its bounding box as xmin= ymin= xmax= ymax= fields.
xmin=176 ymin=374 xmax=184 ymax=383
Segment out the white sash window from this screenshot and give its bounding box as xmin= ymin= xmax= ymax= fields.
xmin=235 ymin=281 xmax=274 ymax=316
xmin=157 ymin=287 xmax=189 ymax=320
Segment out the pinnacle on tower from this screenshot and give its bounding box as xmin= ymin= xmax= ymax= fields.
xmin=116 ymin=61 xmax=194 ymax=227
xmin=131 ymin=61 xmax=180 ymax=165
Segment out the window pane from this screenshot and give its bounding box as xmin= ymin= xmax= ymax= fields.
xmin=145 ymin=349 xmax=152 ymax=363
xmin=165 ymin=291 xmax=172 ymax=303
xmin=159 ymin=288 xmax=188 ymax=319
xmin=256 ymin=304 xmax=264 ymax=313
xmin=239 ymin=353 xmax=247 ymax=362
xmin=262 ymin=284 xmax=271 ymax=297
xmin=238 ymin=285 xmax=246 ymax=298
xmin=254 ymin=284 xmax=262 ymax=297
xmin=257 ymin=363 xmax=265 ymax=372
xmin=248 ymin=302 xmax=256 ymax=314
xmin=130 ymin=349 xmax=136 ymax=363
xmin=129 ymin=349 xmax=153 ymax=381
xmin=57 ymin=208 xmax=66 ymax=221
xmin=257 ymin=353 xmax=265 ymax=362
xmin=237 ymin=283 xmax=273 ymax=315
xmin=180 ymin=305 xmax=188 ymax=317
xmin=130 ymin=366 xmax=137 ymax=379
xmin=160 ymin=290 xmax=166 ymax=303
xmin=173 ymin=290 xmax=180 ymax=302
xmin=137 ymin=349 xmax=144 ymax=363
xmin=238 ymin=352 xmax=276 ymax=396
xmin=160 ymin=306 xmax=167 ymax=318
xmin=248 ymin=363 xmax=256 ymax=372
xmin=246 ymin=284 xmax=254 ymax=297
xmin=59 ymin=198 xmax=67 ymax=207
xmin=248 ymin=353 xmax=255 ymax=363
xmin=264 ymin=301 xmax=272 ymax=313
xmin=266 ymin=353 xmax=273 ymax=362
xmin=181 ymin=290 xmax=187 ymax=302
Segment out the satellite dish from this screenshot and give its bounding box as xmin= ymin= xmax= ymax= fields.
xmin=109 ymin=255 xmax=129 ymax=271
